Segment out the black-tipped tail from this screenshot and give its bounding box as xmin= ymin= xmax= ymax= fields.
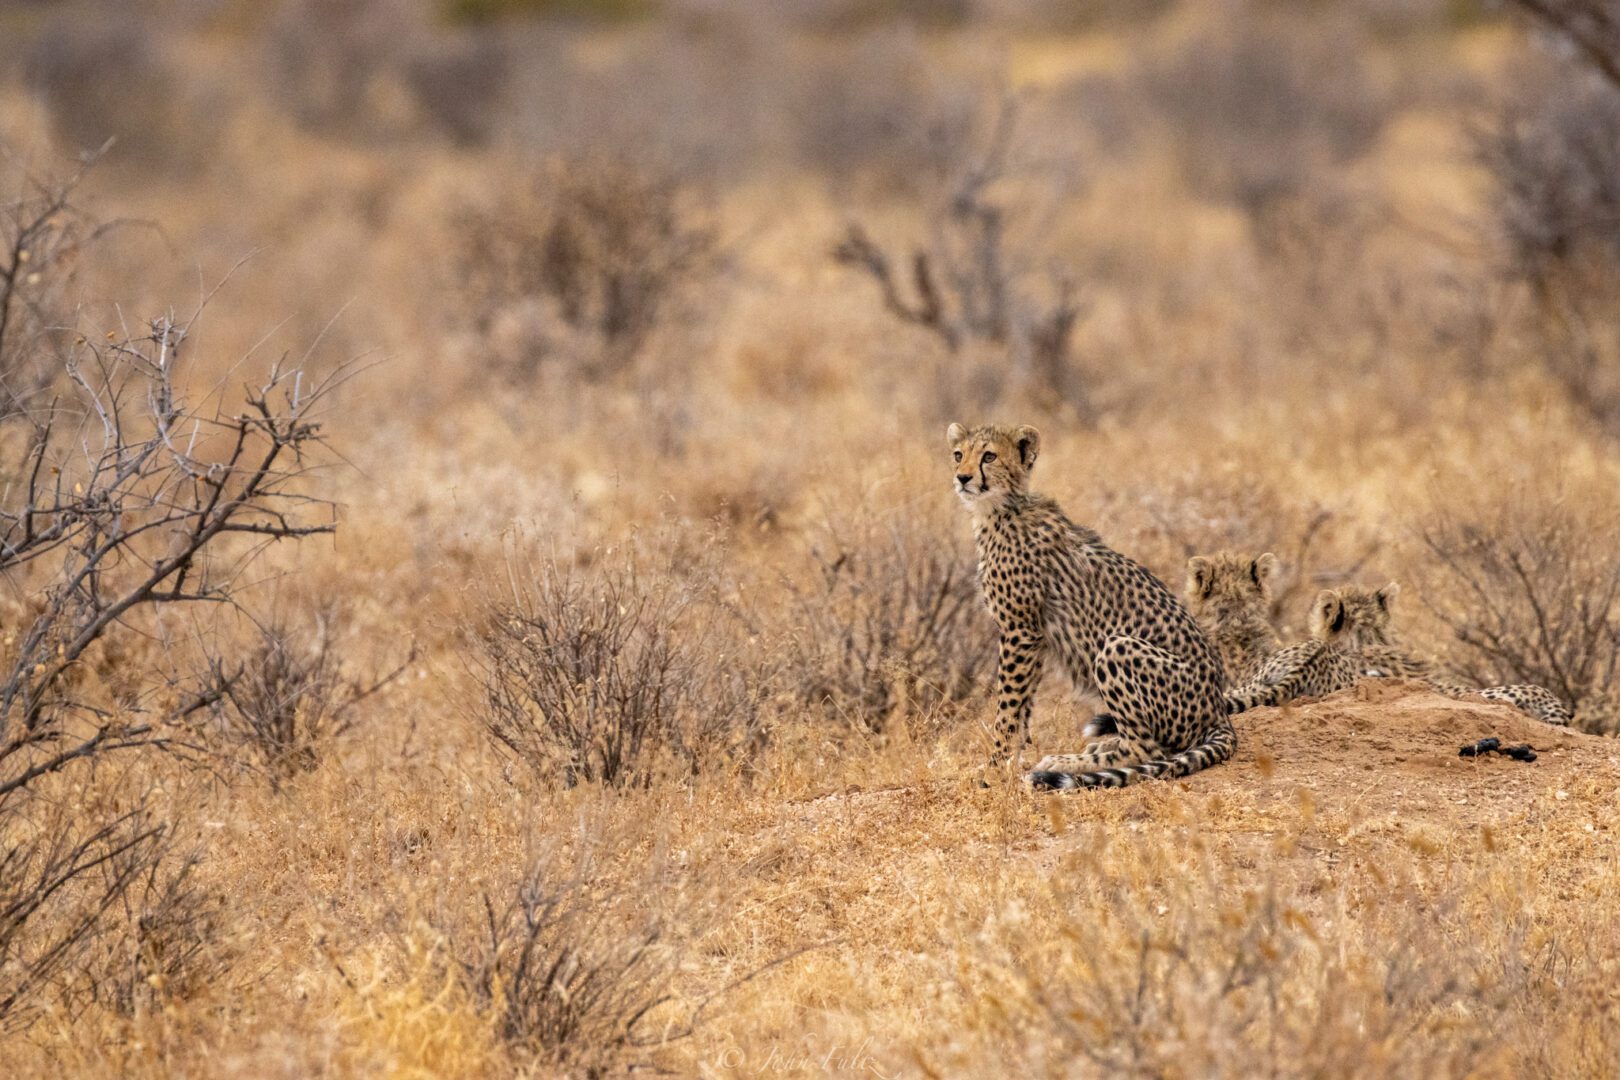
xmin=1029 ymin=723 xmax=1237 ymax=791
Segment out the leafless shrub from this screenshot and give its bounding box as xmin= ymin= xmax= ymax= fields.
xmin=424 ymin=791 xmax=809 ymax=1074
xmin=833 ymin=99 xmax=1089 ymax=415
xmin=453 ymin=846 xmax=686 ymax=1073
xmin=1477 ymin=8 xmax=1620 ymax=429
xmin=0 ymin=152 xmax=117 ymax=404
xmin=1140 ymin=14 xmax=1387 ymax=217
xmin=0 ymin=161 xmax=348 ymax=1028
xmin=1506 ymin=1 xmax=1620 ymax=93
xmin=783 ymin=515 xmax=993 ymax=733
xmin=1415 ymin=482 xmax=1620 ymax=732
xmin=0 ymin=804 xmax=166 ymax=1030
xmin=442 ymin=818 xmax=797 ymax=1076
xmin=0 ymin=306 xmax=343 ymax=1019
xmin=77 ymin=847 xmax=223 ymax=1019
xmin=456 ymin=156 xmax=720 ymax=383
xmin=197 ymin=611 xmax=413 ymax=787
xmin=0 ymin=314 xmax=339 ymax=779
xmin=471 ymin=548 xmax=767 ymax=788
xmin=1478 ymin=70 xmax=1620 ymax=290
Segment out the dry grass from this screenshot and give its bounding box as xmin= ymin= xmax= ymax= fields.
xmin=0 ymin=3 xmax=1618 ymax=1077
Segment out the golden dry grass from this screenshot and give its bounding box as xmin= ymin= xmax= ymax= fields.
xmin=2 ymin=4 xmax=1619 ymax=1077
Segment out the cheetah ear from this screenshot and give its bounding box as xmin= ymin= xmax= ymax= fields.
xmin=946 ymin=422 xmax=967 ymax=446
xmin=1251 ymin=552 xmax=1278 ymax=589
xmin=1187 ymin=556 xmax=1213 ymax=598
xmin=1376 ymin=581 xmax=1400 ymax=610
xmin=1013 ymin=425 xmax=1040 ymax=469
xmin=1315 ymin=590 xmax=1344 ymax=635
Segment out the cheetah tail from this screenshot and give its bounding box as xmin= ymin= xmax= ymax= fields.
xmin=1478 ymin=684 xmax=1572 ymax=726
xmin=1224 ymin=661 xmax=1310 ymax=715
xmin=1224 ymin=680 xmax=1281 ymax=716
xmin=1028 ymin=723 xmax=1237 ymax=791
xmin=1223 ymin=640 xmax=1325 ymax=715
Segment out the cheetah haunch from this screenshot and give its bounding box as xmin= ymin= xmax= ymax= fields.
xmin=947 ymin=423 xmax=1234 ymax=790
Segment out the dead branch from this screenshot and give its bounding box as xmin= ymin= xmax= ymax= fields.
xmin=1510 ymin=0 xmax=1620 ymax=94
xmin=830 ymin=94 xmax=1090 ymax=412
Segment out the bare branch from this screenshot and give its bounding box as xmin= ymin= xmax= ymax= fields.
xmin=1510 ymin=0 xmax=1620 ymax=94
xmin=0 ymin=151 xmax=354 ymax=1031
xmin=830 ymin=92 xmax=1089 ymax=414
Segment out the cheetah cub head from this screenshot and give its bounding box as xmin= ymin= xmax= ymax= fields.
xmin=1311 ymin=582 xmax=1400 ymax=649
xmin=945 ymin=423 xmax=1040 ymax=510
xmin=1185 ymin=551 xmax=1278 ymax=624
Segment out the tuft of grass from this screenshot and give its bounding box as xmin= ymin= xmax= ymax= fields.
xmin=781 ymin=511 xmax=993 ymax=734
xmin=470 ymin=543 xmax=768 ymax=787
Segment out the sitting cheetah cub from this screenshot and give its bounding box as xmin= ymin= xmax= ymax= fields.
xmin=1333 ymin=582 xmax=1571 ymax=726
xmin=1184 ymin=551 xmax=1283 ymax=685
xmin=947 ymin=423 xmax=1234 ymax=790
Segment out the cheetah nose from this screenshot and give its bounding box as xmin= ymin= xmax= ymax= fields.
xmin=956 ymin=474 xmax=972 ymax=486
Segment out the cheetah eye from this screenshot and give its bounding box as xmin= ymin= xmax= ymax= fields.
xmin=982 ymin=451 xmax=997 ymax=464
xmin=953 ymin=450 xmax=962 ymax=462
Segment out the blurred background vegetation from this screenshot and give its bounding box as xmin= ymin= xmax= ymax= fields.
xmin=4 ymin=1 xmax=1620 ymax=1075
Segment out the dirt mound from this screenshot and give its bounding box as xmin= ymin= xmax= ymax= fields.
xmin=1249 ymin=677 xmax=1583 ymax=766
xmin=780 ymin=680 xmax=1614 ymax=837
xmin=759 ymin=680 xmax=1617 ymax=889
xmin=1225 ymin=679 xmax=1611 ymax=828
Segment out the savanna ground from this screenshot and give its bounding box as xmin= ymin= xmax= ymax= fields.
xmin=3 ymin=1 xmax=1620 ymax=1076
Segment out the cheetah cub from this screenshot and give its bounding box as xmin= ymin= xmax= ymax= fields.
xmin=947 ymin=423 xmax=1234 ymax=790
xmin=1184 ymin=551 xmax=1283 ymax=684
xmin=1222 ymin=585 xmax=1370 ymax=713
xmin=1333 ymin=582 xmax=1571 ymax=726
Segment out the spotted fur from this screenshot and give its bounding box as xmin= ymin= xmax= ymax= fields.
xmin=1223 ymin=585 xmax=1368 ymax=713
xmin=947 ymin=423 xmax=1234 ymax=790
xmin=1185 ymin=551 xmax=1282 ymax=684
xmin=1335 ymin=583 xmax=1572 ymax=726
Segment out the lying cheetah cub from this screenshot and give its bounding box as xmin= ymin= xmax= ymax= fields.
xmin=1222 ymin=585 xmax=1370 ymax=713
xmin=947 ymin=423 xmax=1234 ymax=789
xmin=1333 ymin=582 xmax=1571 ymax=726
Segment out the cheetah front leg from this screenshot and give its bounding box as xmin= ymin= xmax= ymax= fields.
xmin=986 ymin=626 xmax=1044 ymax=774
